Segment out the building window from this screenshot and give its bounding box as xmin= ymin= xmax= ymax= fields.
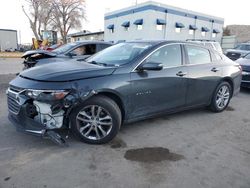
xmin=156 ymin=19 xmax=166 ymax=31
xmin=201 ymin=27 xmax=209 ymax=37
xmin=107 ymin=24 xmax=114 ymax=33
xmin=175 ymin=28 xmax=181 ymax=33
xmin=189 ymin=25 xmax=197 ymax=35
xmin=175 ymin=22 xmax=185 ymax=33
xmin=137 ymin=25 xmax=143 ymax=30
xmin=189 ymin=29 xmax=194 ymax=35
xmin=109 ymin=28 xmax=114 ymax=33
xmin=212 ymin=29 xmax=220 ymax=38
xmin=121 ymin=21 xmax=130 ymax=32
xmin=134 ymin=19 xmax=143 ymax=30
xmin=156 ymin=25 xmax=163 ymax=31
xmin=124 ymin=27 xmax=129 ymax=31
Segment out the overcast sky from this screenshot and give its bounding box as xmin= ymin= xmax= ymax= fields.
xmin=0 ymin=0 xmax=249 ymax=44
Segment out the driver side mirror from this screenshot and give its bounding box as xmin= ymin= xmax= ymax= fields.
xmin=138 ymin=62 xmax=163 ymax=71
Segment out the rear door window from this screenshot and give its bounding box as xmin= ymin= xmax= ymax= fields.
xmin=186 ymin=45 xmax=211 ymax=64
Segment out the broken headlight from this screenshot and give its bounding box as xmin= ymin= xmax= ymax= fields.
xmin=25 ymin=89 xmax=69 ymax=101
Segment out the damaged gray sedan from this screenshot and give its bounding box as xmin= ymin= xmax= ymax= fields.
xmin=7 ymin=41 xmax=242 ymax=145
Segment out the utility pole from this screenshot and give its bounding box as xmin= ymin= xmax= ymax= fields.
xmin=19 ymin=30 xmax=21 ymax=45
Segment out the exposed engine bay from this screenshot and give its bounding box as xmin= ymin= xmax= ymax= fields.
xmin=33 ymin=101 xmax=64 ymax=129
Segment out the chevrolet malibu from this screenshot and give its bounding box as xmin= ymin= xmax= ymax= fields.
xmin=7 ymin=41 xmax=242 ymax=145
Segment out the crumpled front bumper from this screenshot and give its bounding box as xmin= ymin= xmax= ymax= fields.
xmin=8 ymin=105 xmax=46 ymax=137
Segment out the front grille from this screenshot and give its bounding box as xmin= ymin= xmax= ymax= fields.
xmin=226 ymin=52 xmax=241 ymax=61
xmin=241 ymin=65 xmax=250 ymax=72
xmin=9 ymin=85 xmax=24 ymax=93
xmin=7 ymin=85 xmax=24 ymax=114
xmin=242 ymin=73 xmax=250 ymax=81
xmin=7 ymin=96 xmax=21 ymax=114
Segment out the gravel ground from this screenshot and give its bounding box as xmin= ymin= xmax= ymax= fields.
xmin=0 ymin=60 xmax=250 ymax=188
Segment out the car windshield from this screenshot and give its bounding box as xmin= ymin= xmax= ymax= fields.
xmin=52 ymin=43 xmax=78 ymax=54
xmin=85 ymin=42 xmax=153 ymax=66
xmin=244 ymin=53 xmax=250 ymax=59
xmin=235 ymin=44 xmax=250 ymax=51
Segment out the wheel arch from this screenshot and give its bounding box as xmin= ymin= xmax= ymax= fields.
xmin=95 ymin=90 xmax=126 ymax=122
xmin=220 ymin=77 xmax=234 ymax=96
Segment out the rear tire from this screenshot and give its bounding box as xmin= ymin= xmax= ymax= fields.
xmin=209 ymin=81 xmax=232 ymax=112
xmin=70 ymin=95 xmax=122 ymax=144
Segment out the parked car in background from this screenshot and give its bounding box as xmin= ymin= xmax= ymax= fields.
xmin=7 ymin=41 xmax=241 ymax=145
xmin=186 ymin=40 xmax=223 ymax=54
xmin=225 ymin=43 xmax=250 ymax=61
xmin=45 ymin=44 xmax=62 ymax=52
xmin=5 ymin=48 xmax=16 ymax=52
xmin=236 ymin=53 xmax=250 ymax=88
xmin=22 ymin=41 xmax=112 ymax=69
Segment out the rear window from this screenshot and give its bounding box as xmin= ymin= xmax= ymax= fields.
xmin=186 ymin=45 xmax=211 ymax=64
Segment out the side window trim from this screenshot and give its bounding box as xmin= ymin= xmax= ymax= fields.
xmin=184 ymin=44 xmax=212 ymax=65
xmin=132 ymin=43 xmax=186 ymax=72
xmin=144 ymin=44 xmax=183 ymax=69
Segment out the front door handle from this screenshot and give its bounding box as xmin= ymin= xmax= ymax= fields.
xmin=211 ymin=67 xmax=220 ymax=72
xmin=176 ymin=71 xmax=187 ymax=77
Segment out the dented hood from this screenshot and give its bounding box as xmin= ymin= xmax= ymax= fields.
xmin=20 ymin=61 xmax=116 ymax=82
xmin=22 ymin=50 xmax=57 ymax=58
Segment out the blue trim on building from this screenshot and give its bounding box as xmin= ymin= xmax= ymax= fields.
xmin=105 ymin=4 xmax=224 ymax=25
xmin=134 ymin=19 xmax=143 ymax=25
xmin=176 ymin=22 xmax=185 ymax=28
xmin=121 ymin=21 xmax=130 ymax=27
xmin=107 ymin=24 xmax=114 ymax=29
xmin=213 ymin=29 xmax=220 ymax=33
xmin=0 ymin=29 xmax=17 ymax=32
xmin=202 ymin=27 xmax=210 ymax=32
xmin=189 ymin=25 xmax=198 ymax=30
xmin=156 ymin=19 xmax=166 ymax=25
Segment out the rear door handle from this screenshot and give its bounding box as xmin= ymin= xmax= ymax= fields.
xmin=211 ymin=67 xmax=220 ymax=72
xmin=176 ymin=71 xmax=187 ymax=77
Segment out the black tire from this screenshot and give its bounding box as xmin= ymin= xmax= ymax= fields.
xmin=209 ymin=81 xmax=232 ymax=112
xmin=70 ymin=95 xmax=122 ymax=144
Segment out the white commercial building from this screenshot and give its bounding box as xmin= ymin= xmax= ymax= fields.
xmin=104 ymin=1 xmax=224 ymax=43
xmin=0 ymin=29 xmax=18 ymax=51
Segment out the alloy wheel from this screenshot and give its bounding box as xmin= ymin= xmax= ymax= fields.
xmin=76 ymin=105 xmax=113 ymax=140
xmin=215 ymin=85 xmax=230 ymax=109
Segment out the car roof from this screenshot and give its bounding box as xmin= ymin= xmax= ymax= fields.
xmin=126 ymin=40 xmax=192 ymax=45
xmin=124 ymin=40 xmax=214 ymax=48
xmin=73 ymin=41 xmax=112 ymax=45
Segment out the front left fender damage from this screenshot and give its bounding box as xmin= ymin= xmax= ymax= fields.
xmin=7 ymin=83 xmax=98 ymax=146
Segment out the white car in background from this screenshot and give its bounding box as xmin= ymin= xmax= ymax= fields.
xmin=187 ymin=40 xmax=223 ymax=54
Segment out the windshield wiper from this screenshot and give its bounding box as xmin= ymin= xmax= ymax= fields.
xmin=88 ymin=61 xmax=118 ymax=67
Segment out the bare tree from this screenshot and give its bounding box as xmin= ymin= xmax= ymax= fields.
xmin=223 ymin=27 xmax=231 ymax=36
xmin=22 ymin=0 xmax=53 ymax=40
xmin=51 ymin=0 xmax=86 ymax=43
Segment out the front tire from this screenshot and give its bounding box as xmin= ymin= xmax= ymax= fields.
xmin=70 ymin=95 xmax=122 ymax=144
xmin=209 ymin=81 xmax=232 ymax=112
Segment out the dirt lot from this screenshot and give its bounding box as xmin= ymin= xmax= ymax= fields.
xmin=0 ymin=59 xmax=250 ymax=188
